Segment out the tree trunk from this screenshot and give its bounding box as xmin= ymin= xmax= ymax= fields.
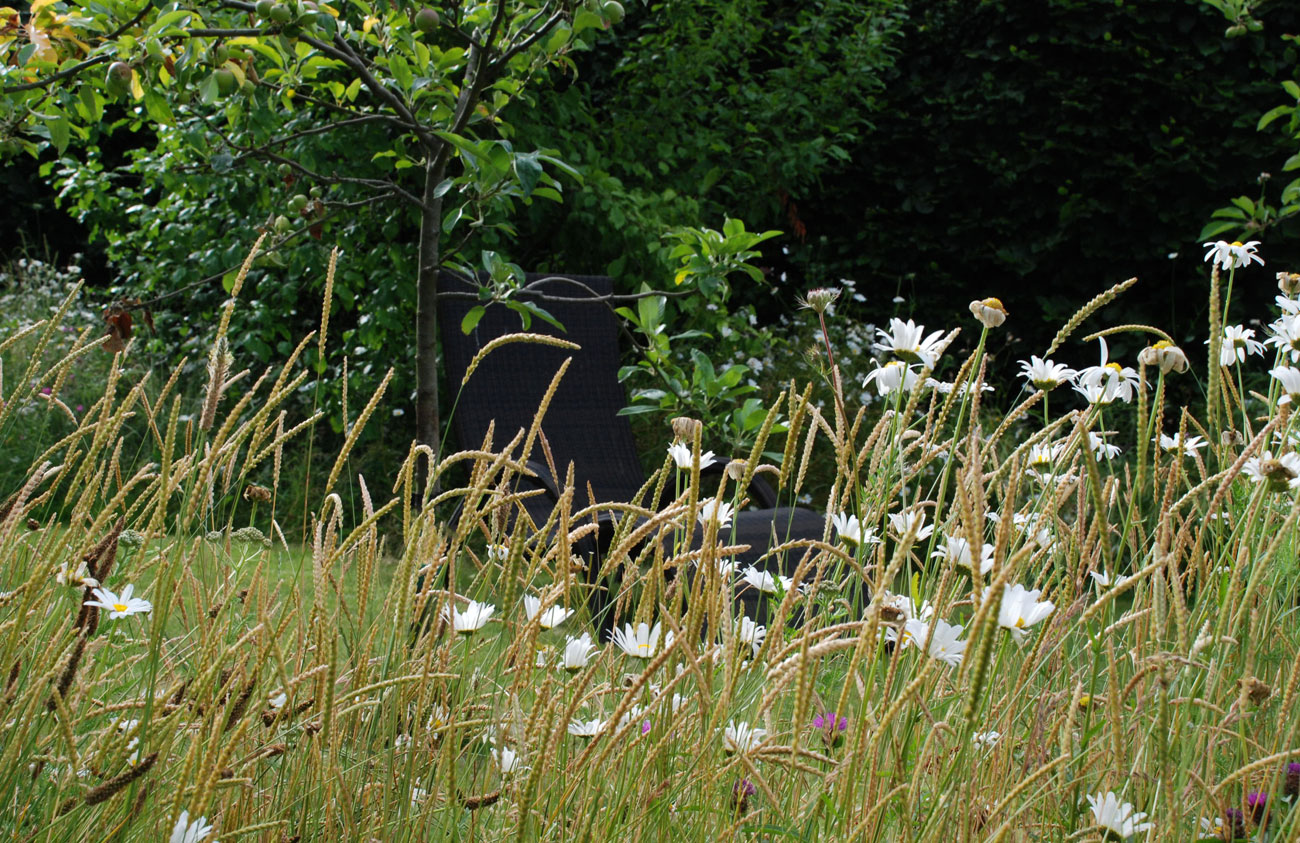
xmin=415 ymin=155 xmax=445 ymax=499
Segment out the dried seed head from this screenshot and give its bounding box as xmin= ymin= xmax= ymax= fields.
xmin=671 ymin=417 xmax=703 ymax=442
xmin=1221 ymin=429 xmax=1245 ymax=446
xmin=1239 ymin=675 xmax=1272 ymax=705
xmin=243 ymin=484 xmax=273 ymax=504
xmin=725 ymin=459 xmax=748 ymax=482
xmin=1278 ymin=271 xmax=1300 ymax=296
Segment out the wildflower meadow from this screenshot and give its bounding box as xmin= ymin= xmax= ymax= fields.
xmin=0 ymin=235 xmax=1297 ymax=842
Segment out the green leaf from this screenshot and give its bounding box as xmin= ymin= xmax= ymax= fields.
xmin=1257 ymin=103 xmax=1293 ymax=131
xmin=1229 ymin=196 xmax=1255 ymax=215
xmin=1283 ymin=153 xmax=1300 ymax=172
xmin=514 ymin=151 xmax=542 ymax=197
xmin=46 ymin=115 xmax=69 ymax=156
xmin=199 ymin=72 xmax=220 ymax=105
xmin=1197 ymin=220 xmax=1241 ymax=240
xmin=143 ymin=89 xmax=175 ymax=126
xmin=1284 ymin=80 xmax=1300 ymax=101
xmin=460 ymin=305 xmax=485 ymax=335
xmin=390 ymin=54 xmax=413 ymax=90
xmin=617 ymin=404 xmax=661 ymax=416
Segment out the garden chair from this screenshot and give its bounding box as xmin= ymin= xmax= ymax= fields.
xmin=438 ymin=271 xmax=825 ymax=631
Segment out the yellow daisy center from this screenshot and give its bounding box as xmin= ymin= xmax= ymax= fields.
xmin=1105 ymin=362 xmax=1122 ymax=373
xmin=638 ymin=642 xmax=650 ymax=651
xmin=1231 ymin=241 xmax=1244 ymax=247
xmin=113 ymin=603 xmax=128 ymax=613
xmin=1014 ymin=616 xmax=1026 ymax=629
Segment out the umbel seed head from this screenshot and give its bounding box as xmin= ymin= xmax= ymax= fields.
xmin=798 ymin=287 xmax=840 ymax=314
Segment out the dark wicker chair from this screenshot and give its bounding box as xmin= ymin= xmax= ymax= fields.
xmin=438 ymin=271 xmax=825 ymax=631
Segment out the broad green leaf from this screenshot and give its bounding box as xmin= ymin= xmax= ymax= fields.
xmin=460 ymin=305 xmax=485 ymax=335
xmin=46 ymin=114 xmax=69 ymax=155
xmin=514 ymin=151 xmax=541 ymax=197
xmin=1257 ymin=103 xmax=1293 ymax=131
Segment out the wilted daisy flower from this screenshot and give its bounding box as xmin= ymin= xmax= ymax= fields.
xmin=443 ymin=600 xmax=494 ymax=634
xmin=522 ymin=595 xmax=573 ymax=629
xmin=872 ymin=317 xmax=947 ymax=367
xmin=1270 ymin=366 xmax=1300 ymax=405
xmin=1279 ymin=271 xmax=1300 ymax=296
xmin=667 ymin=441 xmax=716 ymax=471
xmin=268 ymin=692 xmax=287 ymax=711
xmin=1242 ymin=451 xmax=1300 ymax=492
xmin=560 ymin=632 xmax=597 ymax=671
xmin=1154 ymin=433 xmax=1207 ymax=460
xmin=1203 ymin=239 xmax=1264 ymax=271
xmin=1085 ymin=791 xmax=1153 ymax=839
xmin=567 ymin=717 xmax=605 ymax=738
xmin=1019 ymin=356 xmax=1076 ymax=391
xmin=723 ymin=720 xmax=767 ymax=754
xmin=969 ymin=297 xmax=1008 ymax=328
xmin=736 ymin=617 xmax=766 ymax=656
xmin=55 ymin=562 xmax=97 ymax=589
xmin=829 ymin=512 xmax=878 ymax=547
xmin=84 ymin=585 xmax=152 ymax=619
xmin=887 ymin=509 xmax=934 ymax=542
xmin=169 ymin=811 xmax=215 ymax=843
xmin=698 ymin=499 xmax=734 ymax=529
xmin=610 ymin=622 xmax=671 ymax=659
xmin=862 ymin=360 xmax=920 ymax=396
xmin=740 ymin=566 xmax=792 ymax=595
xmin=1267 ymin=314 xmax=1300 ymax=362
xmin=1137 ymin=340 xmax=1189 ymax=374
xmin=1215 ymin=325 xmax=1266 ymax=366
xmin=933 ymin=535 xmax=994 ymax=577
xmin=992 ymin=583 xmax=1055 ymax=643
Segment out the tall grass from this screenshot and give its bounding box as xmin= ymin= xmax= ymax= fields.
xmin=0 ymin=242 xmax=1297 ymax=842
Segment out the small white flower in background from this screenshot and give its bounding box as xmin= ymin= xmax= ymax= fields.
xmin=394 ymin=733 xmax=411 ymax=750
xmin=84 ymin=585 xmax=152 ymax=619
xmin=1242 ymin=450 xmax=1300 ymax=492
xmin=736 ymin=616 xmax=766 ymax=656
xmin=609 ymin=622 xmax=672 ymax=659
xmin=933 ymin=535 xmax=994 ymax=577
xmin=523 ymin=595 xmax=573 ymax=629
xmin=740 ymin=565 xmax=792 ymax=595
xmin=268 ymin=692 xmax=287 ymax=710
xmin=113 ymin=717 xmax=139 ymax=733
xmin=486 ymin=544 xmax=509 ymax=564
xmin=863 ymin=360 xmax=921 ymax=396
xmin=829 ymin=512 xmax=878 ymax=547
xmin=567 ymin=717 xmax=605 ymax=738
xmin=492 ymin=745 xmax=523 ymax=774
xmin=1136 ymin=340 xmax=1189 ymax=374
xmin=667 ymin=441 xmax=716 ymax=471
xmin=1088 ymin=570 xmax=1131 ymax=589
xmin=1154 ymin=433 xmax=1208 ymax=457
xmin=443 ymin=600 xmax=495 ymax=634
xmin=971 ymin=730 xmax=1001 ymax=748
xmin=1270 ymin=366 xmax=1300 ymax=405
xmin=560 ymin=632 xmax=597 ymax=671
xmin=891 ymin=617 xmax=966 ymax=667
xmin=55 ymin=562 xmax=97 ymax=589
xmin=716 ymin=556 xmax=739 ymax=578
xmin=1268 ymin=314 xmax=1300 ymax=362
xmin=925 ymin=378 xmax=993 ymax=396
xmin=968 ymin=297 xmax=1008 ymax=328
xmin=1215 ymin=324 xmax=1266 ymax=366
xmin=169 ymin=810 xmax=215 ymax=843
xmin=410 ymin=787 xmax=428 ymax=806
xmin=1085 ymin=791 xmax=1153 ymax=839
xmin=723 ymin=721 xmax=767 ymax=754
xmin=887 ymin=509 xmax=934 ymax=542
xmin=991 ymin=584 xmax=1055 ymax=644
xmin=1087 ymin=432 xmax=1122 ymax=460
xmin=1203 ymin=239 xmax=1264 ymax=271
xmin=697 ymin=499 xmax=734 ymax=529
xmin=872 ymin=317 xmax=947 ymax=367
xmin=1018 ymin=356 xmax=1076 ymax=391
xmin=534 ymin=647 xmax=553 ymax=668
xmin=1279 ymin=271 xmax=1300 ymax=296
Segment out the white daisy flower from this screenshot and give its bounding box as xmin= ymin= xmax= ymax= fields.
xmin=829 ymin=512 xmax=878 ymax=547
xmin=1214 ymin=324 xmax=1265 ymax=366
xmin=567 ymin=717 xmax=605 ymax=738
xmin=990 ymin=583 xmax=1055 ymax=644
xmin=933 ymin=535 xmax=994 ymax=577
xmin=1271 ymin=365 xmax=1300 ymax=405
xmin=492 ymin=745 xmax=523 ymax=774
xmin=1085 ymin=791 xmax=1153 ymax=839
xmin=739 ymin=565 xmax=792 ymax=595
xmin=1136 ymin=340 xmax=1189 ymax=374
xmin=1087 ymin=432 xmax=1122 ymax=460
xmin=881 ymin=591 xmax=934 ymax=622
xmin=1018 ymin=356 xmax=1076 ymax=391
xmin=1074 ymin=340 xmax=1141 ymax=405
xmin=84 ymin=585 xmax=152 ymax=619
xmin=971 ymin=730 xmax=1001 ymax=748
xmin=268 ymin=691 xmax=287 ymax=710
xmin=55 ymin=562 xmax=98 ymax=589
xmin=1088 ymin=570 xmax=1131 ymax=589
xmin=560 ymin=632 xmax=597 ymax=671
xmin=698 ymin=499 xmax=734 ymax=529
xmin=887 ymin=509 xmax=934 ymax=542
xmin=667 ymin=441 xmax=716 ymax=471
xmin=443 ymin=600 xmax=495 ymax=634
xmin=1242 ymin=450 xmax=1300 ymax=492
xmin=522 ymin=595 xmax=573 ymax=629
xmin=892 ymin=617 xmax=966 ymax=667
xmin=1203 ymin=239 xmax=1263 ymax=271
xmin=609 ymin=622 xmax=672 ymax=659
xmin=1267 ymin=314 xmax=1300 ymax=362
xmin=862 ymin=360 xmax=921 ymax=396
xmin=169 ymin=811 xmax=215 ymax=843
xmin=968 ymin=297 xmax=1007 ymax=328
xmin=1153 ymin=433 xmax=1207 ymax=457
xmin=736 ymin=616 xmax=766 ymax=657
xmin=872 ymin=318 xmax=947 ymax=367
xmin=723 ymin=720 xmax=767 ymax=754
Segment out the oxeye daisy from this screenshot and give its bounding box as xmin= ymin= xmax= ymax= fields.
xmin=739 ymin=565 xmax=792 ymax=595
xmin=872 ymin=318 xmax=947 ymax=367
xmin=1203 ymin=239 xmax=1264 ymax=271
xmin=1085 ymin=791 xmax=1152 ymax=839
xmin=567 ymin=717 xmax=605 ymax=738
xmin=522 ymin=595 xmax=573 ymax=629
xmin=697 ymin=499 xmax=734 ymax=529
xmin=887 ymin=509 xmax=933 ymax=542
xmin=890 ymin=617 xmax=966 ymax=667
xmin=609 ymin=622 xmax=671 ymax=659
xmin=1087 ymin=432 xmax=1122 ymax=460
xmin=84 ymin=585 xmax=152 ymax=619
xmin=723 ymin=720 xmax=766 ymax=754
xmin=829 ymin=512 xmax=878 ymax=547
xmin=1136 ymin=340 xmax=1189 ymax=374
xmin=1242 ymin=451 xmax=1300 ymax=492
xmin=736 ymin=616 xmax=766 ymax=657
xmin=560 ymin=632 xmax=597 ymax=671
xmin=443 ymin=600 xmax=495 ymax=634
xmin=969 ymin=297 xmax=1007 ymax=328
xmin=972 ymin=730 xmax=1001 ymax=748
xmin=933 ymin=535 xmax=994 ymax=577
xmin=1018 ymin=356 xmax=1076 ymax=391
xmin=55 ymin=562 xmax=97 ymax=589
xmin=1213 ymin=324 xmax=1265 ymax=366
xmin=1074 ymin=338 xmax=1141 ymax=405
xmin=169 ymin=811 xmax=215 ymax=843
xmin=667 ymin=441 xmax=716 ymax=471
xmin=1267 ymin=315 xmax=1300 ymax=362
xmin=862 ymin=360 xmax=920 ymax=396
xmin=1270 ymin=366 xmax=1300 ymax=406
xmin=492 ymin=745 xmax=523 ymax=774
xmin=1154 ymin=433 xmax=1207 ymax=457
xmin=990 ymin=583 xmax=1055 ymax=643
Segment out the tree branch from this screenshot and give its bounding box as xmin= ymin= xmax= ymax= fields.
xmin=487 ymin=10 xmax=566 ymax=80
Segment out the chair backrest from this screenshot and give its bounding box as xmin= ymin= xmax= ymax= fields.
xmin=438 ymin=272 xmax=650 ymax=521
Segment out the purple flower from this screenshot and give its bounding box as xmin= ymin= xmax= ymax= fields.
xmin=641 ymin=720 xmax=651 ymax=735
xmin=812 ymin=710 xmax=848 ymax=748
xmin=1246 ymin=790 xmax=1269 ymax=826
xmin=1224 ymin=808 xmax=1247 ymax=839
xmin=732 ymin=778 xmax=756 ymax=813
xmin=1285 ymin=762 xmax=1299 ymax=800
xmin=40 ymin=386 xmax=52 ymax=395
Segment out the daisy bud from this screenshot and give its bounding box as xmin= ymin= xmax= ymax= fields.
xmin=670 ymin=417 xmax=702 ymax=442
xmin=797 ymin=287 xmax=840 ymax=314
xmin=968 ymin=297 xmax=1007 ymax=328
xmin=1136 ymin=340 xmax=1188 ymax=374
xmin=1278 ymin=271 xmax=1300 ymax=296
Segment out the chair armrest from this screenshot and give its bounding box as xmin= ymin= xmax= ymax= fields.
xmin=522 ymin=459 xmax=562 ymax=502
